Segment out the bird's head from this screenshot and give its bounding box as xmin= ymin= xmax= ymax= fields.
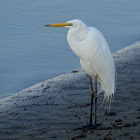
xmin=44 ymin=19 xmax=87 ymax=29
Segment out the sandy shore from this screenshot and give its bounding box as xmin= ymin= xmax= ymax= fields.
xmin=0 ymin=41 xmax=140 ymax=140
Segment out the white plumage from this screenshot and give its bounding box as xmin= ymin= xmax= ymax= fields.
xmin=45 ymin=19 xmax=116 ymax=126
xmin=66 ymin=19 xmax=115 ymax=101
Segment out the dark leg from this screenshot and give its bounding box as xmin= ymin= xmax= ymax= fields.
xmin=89 ymin=76 xmax=94 ymax=125
xmin=95 ymin=75 xmax=97 ymax=125
xmin=94 ymin=75 xmax=102 ymax=128
xmin=73 ymin=76 xmax=101 ymax=131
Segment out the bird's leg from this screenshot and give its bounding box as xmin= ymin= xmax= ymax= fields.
xmin=73 ymin=76 xmax=101 ymax=131
xmin=89 ymin=76 xmax=94 ymax=126
xmin=94 ymin=75 xmax=102 ymax=128
xmin=95 ymin=75 xmax=97 ymax=125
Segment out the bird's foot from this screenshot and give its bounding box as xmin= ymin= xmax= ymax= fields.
xmin=73 ymin=123 xmax=102 ymax=131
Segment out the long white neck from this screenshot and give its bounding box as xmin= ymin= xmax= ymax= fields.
xmin=67 ymin=25 xmax=88 ymax=58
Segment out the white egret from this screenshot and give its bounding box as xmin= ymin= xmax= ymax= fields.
xmin=44 ymin=19 xmax=115 ymax=130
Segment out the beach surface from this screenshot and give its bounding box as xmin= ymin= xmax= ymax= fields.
xmin=0 ymin=41 xmax=140 ymax=140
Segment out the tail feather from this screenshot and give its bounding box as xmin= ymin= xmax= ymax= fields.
xmin=96 ymin=59 xmax=116 ymax=112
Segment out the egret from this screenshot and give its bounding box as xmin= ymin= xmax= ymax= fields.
xmin=44 ymin=19 xmax=115 ymax=130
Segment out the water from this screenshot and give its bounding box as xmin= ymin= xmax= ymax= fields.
xmin=0 ymin=0 xmax=140 ymax=99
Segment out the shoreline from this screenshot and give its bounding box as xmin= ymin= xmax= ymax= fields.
xmin=0 ymin=41 xmax=140 ymax=140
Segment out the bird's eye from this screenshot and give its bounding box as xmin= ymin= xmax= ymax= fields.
xmin=66 ymin=23 xmax=73 ymax=26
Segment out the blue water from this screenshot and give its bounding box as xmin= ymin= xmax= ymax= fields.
xmin=0 ymin=0 xmax=140 ymax=99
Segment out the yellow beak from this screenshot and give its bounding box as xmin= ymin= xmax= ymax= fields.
xmin=44 ymin=23 xmax=73 ymax=27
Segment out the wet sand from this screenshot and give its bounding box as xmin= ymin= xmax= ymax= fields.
xmin=0 ymin=41 xmax=140 ymax=140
